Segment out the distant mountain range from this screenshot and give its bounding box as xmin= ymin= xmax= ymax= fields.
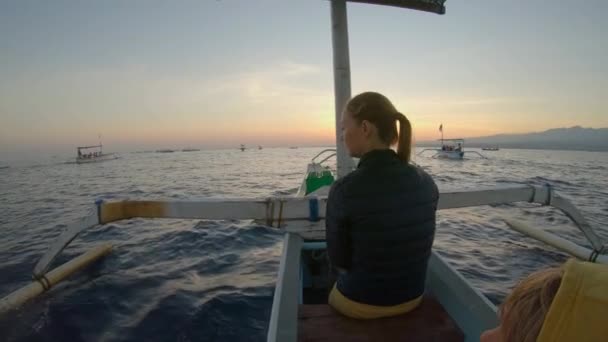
xmin=418 ymin=126 xmax=608 ymax=151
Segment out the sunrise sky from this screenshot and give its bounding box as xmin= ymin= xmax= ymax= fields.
xmin=1 ymin=0 xmax=606 ymax=160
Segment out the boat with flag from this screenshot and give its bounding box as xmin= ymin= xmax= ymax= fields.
xmin=418 ymin=124 xmax=486 ymax=160
xmin=1 ymin=1 xmax=607 ymax=342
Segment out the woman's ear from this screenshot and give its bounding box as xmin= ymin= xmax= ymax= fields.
xmin=361 ymin=120 xmax=373 ymax=138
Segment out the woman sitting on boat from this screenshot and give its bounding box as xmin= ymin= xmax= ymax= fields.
xmin=326 ymin=92 xmax=439 ymax=319
xmin=481 ymin=259 xmax=608 ymax=342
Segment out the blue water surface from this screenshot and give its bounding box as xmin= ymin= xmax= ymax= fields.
xmin=1 ymin=147 xmax=607 ymax=341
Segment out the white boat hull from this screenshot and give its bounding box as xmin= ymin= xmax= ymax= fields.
xmin=76 ymin=153 xmax=118 ymax=164
xmin=437 ymin=150 xmax=464 ymax=159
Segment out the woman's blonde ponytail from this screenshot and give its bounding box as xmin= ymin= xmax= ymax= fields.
xmin=395 ymin=112 xmax=412 ymax=163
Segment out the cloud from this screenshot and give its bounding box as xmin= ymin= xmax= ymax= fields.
xmin=402 ymin=96 xmax=545 ymax=107
xmin=0 ymin=60 xmax=336 ymax=148
xmin=280 ymin=61 xmax=322 ymax=76
xmin=200 ymin=61 xmax=328 ymax=105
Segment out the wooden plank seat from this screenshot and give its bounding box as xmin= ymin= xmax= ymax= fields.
xmin=298 ymin=296 xmax=464 ymax=342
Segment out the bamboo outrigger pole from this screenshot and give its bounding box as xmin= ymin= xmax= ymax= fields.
xmin=0 ymin=243 xmax=112 ymax=315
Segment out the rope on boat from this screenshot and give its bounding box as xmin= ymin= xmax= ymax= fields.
xmin=265 ymin=198 xmax=275 ymax=227
xmin=265 ymin=199 xmax=288 ymax=228
xmin=589 ymin=245 xmax=607 ymax=263
xmin=277 ymin=200 xmax=285 ymax=228
xmin=1 ymin=243 xmax=112 ymax=316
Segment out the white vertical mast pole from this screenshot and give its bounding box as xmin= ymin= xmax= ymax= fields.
xmin=330 ymin=0 xmax=355 ymax=178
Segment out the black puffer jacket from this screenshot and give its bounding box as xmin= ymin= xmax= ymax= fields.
xmin=326 ymin=149 xmax=439 ymax=306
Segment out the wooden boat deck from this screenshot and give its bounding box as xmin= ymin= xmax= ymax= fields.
xmin=298 ymin=296 xmax=464 ymax=342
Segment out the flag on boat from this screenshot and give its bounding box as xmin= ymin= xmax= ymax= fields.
xmin=439 ymin=124 xmax=443 ymax=132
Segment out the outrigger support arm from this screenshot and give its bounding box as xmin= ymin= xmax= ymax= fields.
xmin=32 ymin=185 xmax=606 ymax=279
xmin=32 ymin=211 xmax=99 ymax=277
xmin=464 ymin=151 xmax=487 ymax=159
xmin=417 ymin=148 xmax=439 ymax=156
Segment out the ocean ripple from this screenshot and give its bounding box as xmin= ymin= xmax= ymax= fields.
xmin=0 ymin=147 xmax=606 ymax=341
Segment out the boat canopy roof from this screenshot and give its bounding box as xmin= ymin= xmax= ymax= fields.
xmin=348 ymin=0 xmax=446 ymax=14
xmin=77 ymin=145 xmax=102 ymax=150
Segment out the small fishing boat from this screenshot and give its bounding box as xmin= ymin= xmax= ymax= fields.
xmin=76 ymin=144 xmax=117 ymax=164
xmin=259 ymin=145 xmax=263 ymax=150
xmin=156 ymin=149 xmax=175 ymax=153
xmin=240 ymin=144 xmax=246 ymax=152
xmin=438 ymin=138 xmax=466 ymax=159
xmin=182 ymin=148 xmax=200 ymax=152
xmin=419 ymin=137 xmax=486 ymax=160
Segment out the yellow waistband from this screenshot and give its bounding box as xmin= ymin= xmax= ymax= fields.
xmin=328 ymin=283 xmax=423 ymax=319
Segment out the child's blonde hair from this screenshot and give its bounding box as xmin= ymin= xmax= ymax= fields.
xmin=499 ymin=267 xmax=563 ymax=342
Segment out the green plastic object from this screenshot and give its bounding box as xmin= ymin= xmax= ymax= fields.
xmin=305 ymin=169 xmax=335 ymax=195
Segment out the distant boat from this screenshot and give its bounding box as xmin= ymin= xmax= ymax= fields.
xmin=418 ymin=125 xmax=486 ymax=159
xmin=76 ymin=144 xmax=118 ymax=164
xmin=437 ymin=138 xmax=466 ymax=159
xmin=240 ymin=144 xmax=246 ymax=152
xmin=0 ymin=165 xmax=9 ymax=170
xmin=482 ymin=147 xmax=500 ymax=151
xmin=182 ymin=148 xmax=200 ymax=152
xmin=156 ymin=149 xmax=175 ymax=153
xmin=258 ymin=145 xmax=263 ymax=150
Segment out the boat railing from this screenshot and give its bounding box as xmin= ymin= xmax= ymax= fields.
xmin=267 ymin=233 xmax=302 ymax=342
xmin=311 ymin=149 xmax=337 ymax=165
xmin=2 ymin=185 xmax=606 ymax=315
